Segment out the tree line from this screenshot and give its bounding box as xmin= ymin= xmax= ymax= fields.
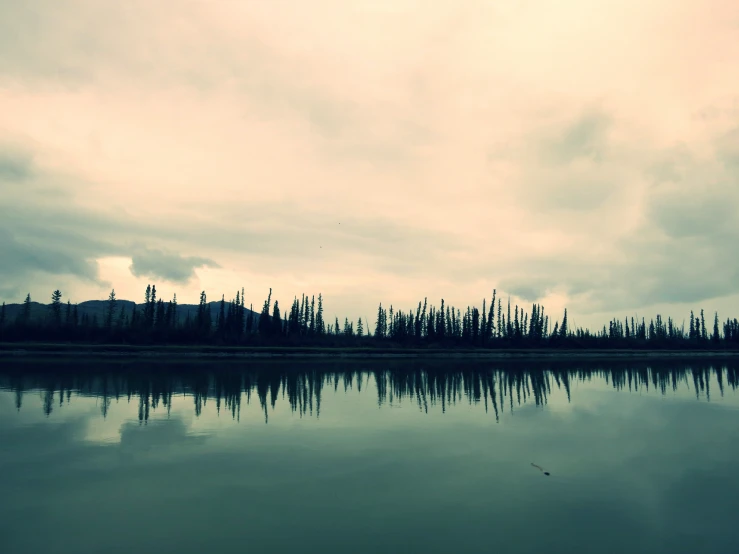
xmin=1 ymin=285 xmax=739 ymax=349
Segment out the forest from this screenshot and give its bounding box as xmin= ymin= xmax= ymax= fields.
xmin=1 ymin=285 xmax=739 ymax=349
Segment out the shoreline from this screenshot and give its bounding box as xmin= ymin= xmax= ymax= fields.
xmin=2 ymin=343 xmax=739 ymax=360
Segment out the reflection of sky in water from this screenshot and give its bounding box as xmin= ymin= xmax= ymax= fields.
xmin=1 ymin=363 xmax=738 ymax=554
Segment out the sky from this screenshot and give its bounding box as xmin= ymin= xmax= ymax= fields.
xmin=1 ymin=0 xmax=738 ymax=331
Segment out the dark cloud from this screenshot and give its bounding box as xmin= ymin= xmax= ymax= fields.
xmin=0 ymin=227 xmax=101 ymax=280
xmin=541 ymin=111 xmax=611 ymax=164
xmin=506 ymin=110 xmax=617 ymax=213
xmin=716 ymin=126 xmax=739 ymax=169
xmin=0 ymin=143 xmax=222 ymax=297
xmin=536 ymin=172 xmax=614 ymax=211
xmin=648 ymin=191 xmax=735 ymax=240
xmin=0 ymin=146 xmax=125 ymax=296
xmin=645 ymin=144 xmax=692 ymax=184
xmin=128 ymin=248 xmax=219 ymax=284
xmin=0 ymin=1 xmax=171 ymax=87
xmin=0 ymin=220 xmax=111 ymax=301
xmin=498 ymin=281 xmax=550 ymax=303
xmin=0 ymin=149 xmax=33 ymax=183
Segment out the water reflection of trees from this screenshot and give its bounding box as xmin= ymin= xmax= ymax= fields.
xmin=1 ymin=361 xmax=737 ymax=421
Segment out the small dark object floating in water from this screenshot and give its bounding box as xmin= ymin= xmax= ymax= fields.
xmin=531 ymin=463 xmax=550 ymax=476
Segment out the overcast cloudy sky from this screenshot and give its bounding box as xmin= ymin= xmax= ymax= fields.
xmin=1 ymin=0 xmax=738 ymax=330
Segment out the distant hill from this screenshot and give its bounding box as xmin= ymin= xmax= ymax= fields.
xmin=0 ymin=299 xmax=260 ymax=327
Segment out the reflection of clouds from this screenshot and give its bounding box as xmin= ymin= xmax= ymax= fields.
xmin=83 ymin=394 xmax=217 ymax=446
xmin=119 ymin=418 xmax=209 ymax=454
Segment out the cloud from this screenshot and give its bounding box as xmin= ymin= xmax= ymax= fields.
xmin=0 ymin=226 xmax=101 ymax=280
xmin=129 ymin=248 xmax=219 ymax=284
xmin=0 ymin=148 xmax=33 ymax=183
xmin=1 ymin=0 xmax=739 ymax=329
xmin=491 ymin=122 xmax=739 ymax=314
xmin=0 ymin=0 xmax=430 ymax=169
xmin=498 ymin=109 xmax=623 ymax=214
xmin=716 ymin=126 xmax=739 ymax=169
xmin=539 ymin=111 xmax=611 ymax=164
xmin=502 ymin=282 xmax=551 ymax=303
xmin=0 ymin=139 xmax=467 ymax=305
xmin=0 ymin=141 xmax=221 ymax=296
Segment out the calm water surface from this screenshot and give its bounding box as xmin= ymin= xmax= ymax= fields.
xmin=1 ymin=359 xmax=738 ymax=554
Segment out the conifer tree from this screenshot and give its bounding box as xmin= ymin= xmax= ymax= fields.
xmin=150 ymin=285 xmax=157 ymax=327
xmin=439 ymin=299 xmax=446 ymax=339
xmin=144 ymin=285 xmax=152 ymax=327
xmin=218 ymin=295 xmax=226 ymax=335
xmin=420 ymin=298 xmax=427 ymax=338
xmin=712 ymin=312 xmax=720 ymax=343
xmin=117 ymin=304 xmax=126 ymax=329
xmin=375 ymin=303 xmax=384 ymax=338
xmin=259 ymin=289 xmax=272 ymax=336
xmin=171 ymin=293 xmax=178 ymax=329
xmin=506 ymin=298 xmax=512 ymax=338
xmin=488 ymin=290 xmax=496 ymax=339
xmin=303 ymin=297 xmax=310 ymax=335
xmin=22 ymin=293 xmax=32 ymax=324
xmin=106 ymin=289 xmax=116 ymax=329
xmin=481 ymin=298 xmax=487 ymax=342
xmin=309 ymin=295 xmax=316 ymax=335
xmin=316 ymin=294 xmax=325 ymax=335
xmin=50 ymin=289 xmax=62 ymax=326
xmin=522 ymin=312 xmax=528 ymax=339
xmin=155 ymin=299 xmax=165 ymax=330
xmin=560 ymin=309 xmax=568 ymax=338
xmin=246 ymin=303 xmax=254 ymax=334
xmin=197 ymin=291 xmax=210 ymax=333
xmin=272 ymin=300 xmax=282 ymax=336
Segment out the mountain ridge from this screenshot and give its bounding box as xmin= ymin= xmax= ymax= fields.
xmin=0 ymin=299 xmax=261 ymax=326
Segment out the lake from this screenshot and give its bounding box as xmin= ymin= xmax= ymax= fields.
xmin=1 ymin=358 xmax=738 ymax=554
